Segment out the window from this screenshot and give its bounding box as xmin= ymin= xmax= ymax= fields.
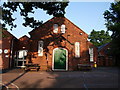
xmin=89 ymin=48 xmax=94 ymax=62
xmin=75 ymin=42 xmax=80 ymax=58
xmin=61 ymin=24 xmax=66 ymax=33
xmin=16 ymin=50 xmax=27 ymax=67
xmin=53 ymin=24 xmax=58 ymax=33
xmin=38 ymin=41 xmax=43 ymax=56
xmin=18 ymin=50 xmax=27 ymax=59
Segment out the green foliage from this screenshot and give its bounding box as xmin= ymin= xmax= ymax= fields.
xmin=103 ymin=2 xmax=120 ymax=54
xmin=103 ymin=1 xmax=120 ymax=66
xmin=0 ymin=28 xmax=9 ymax=38
xmin=2 ymin=1 xmax=69 ymax=30
xmin=88 ymin=29 xmax=111 ymax=47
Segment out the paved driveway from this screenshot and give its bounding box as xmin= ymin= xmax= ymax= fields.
xmin=1 ymin=67 xmax=119 ymax=89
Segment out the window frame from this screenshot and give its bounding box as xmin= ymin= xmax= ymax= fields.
xmin=53 ymin=24 xmax=58 ymax=33
xmin=89 ymin=48 xmax=94 ymax=62
xmin=75 ymin=42 xmax=80 ymax=58
xmin=61 ymin=24 xmax=66 ymax=33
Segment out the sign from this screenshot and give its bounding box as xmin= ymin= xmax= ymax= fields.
xmin=4 ymin=49 xmax=8 ymax=54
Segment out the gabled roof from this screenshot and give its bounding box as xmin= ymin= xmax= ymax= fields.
xmin=19 ymin=35 xmax=29 ymax=41
xmin=63 ymin=17 xmax=88 ymax=36
xmin=19 ymin=35 xmax=29 ymax=39
xmin=98 ymin=42 xmax=110 ymax=52
xmin=29 ymin=17 xmax=88 ymax=36
xmin=0 ymin=28 xmax=17 ymax=39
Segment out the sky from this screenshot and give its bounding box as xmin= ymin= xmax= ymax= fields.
xmin=3 ymin=1 xmax=114 ymax=38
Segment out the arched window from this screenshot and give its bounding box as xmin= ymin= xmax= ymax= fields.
xmin=38 ymin=41 xmax=44 ymax=56
xmin=53 ymin=24 xmax=58 ymax=33
xmin=75 ymin=42 xmax=80 ymax=58
xmin=61 ymin=24 xmax=66 ymax=33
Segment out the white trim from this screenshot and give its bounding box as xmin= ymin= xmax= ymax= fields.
xmin=61 ymin=24 xmax=66 ymax=33
xmin=75 ymin=42 xmax=80 ymax=58
xmin=16 ymin=50 xmax=28 ymax=67
xmin=52 ymin=48 xmax=68 ymax=71
xmin=89 ymin=48 xmax=94 ymax=62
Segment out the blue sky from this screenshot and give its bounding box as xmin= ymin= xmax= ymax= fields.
xmin=5 ymin=1 xmax=114 ymax=38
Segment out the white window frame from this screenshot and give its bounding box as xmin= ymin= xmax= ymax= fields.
xmin=75 ymin=42 xmax=80 ymax=58
xmin=61 ymin=24 xmax=66 ymax=33
xmin=38 ymin=40 xmax=44 ymax=56
xmin=18 ymin=50 xmax=27 ymax=59
xmin=89 ymin=48 xmax=94 ymax=62
xmin=53 ymin=24 xmax=58 ymax=33
xmin=16 ymin=50 xmax=28 ymax=67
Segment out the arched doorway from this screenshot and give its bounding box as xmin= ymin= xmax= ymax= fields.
xmin=52 ymin=48 xmax=68 ymax=71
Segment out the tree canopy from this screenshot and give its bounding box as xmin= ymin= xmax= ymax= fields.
xmin=88 ymin=29 xmax=111 ymax=47
xmin=103 ymin=1 xmax=120 ymax=66
xmin=1 ymin=1 xmax=69 ymax=30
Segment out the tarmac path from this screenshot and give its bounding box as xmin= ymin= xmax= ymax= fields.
xmin=1 ymin=67 xmax=119 ymax=89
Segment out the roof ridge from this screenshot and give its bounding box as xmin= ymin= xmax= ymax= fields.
xmin=29 ymin=16 xmax=88 ymax=36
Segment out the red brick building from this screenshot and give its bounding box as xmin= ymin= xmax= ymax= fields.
xmin=97 ymin=42 xmax=114 ymax=66
xmin=26 ymin=17 xmax=97 ymax=70
xmin=14 ymin=35 xmax=30 ymax=67
xmin=0 ymin=17 xmax=98 ymax=70
xmin=0 ymin=29 xmax=18 ymax=69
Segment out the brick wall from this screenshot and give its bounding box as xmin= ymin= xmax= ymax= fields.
xmin=0 ymin=17 xmax=98 ymax=70
xmin=98 ymin=43 xmax=114 ymax=66
xmin=0 ymin=29 xmax=18 ymax=69
xmin=28 ymin=17 xmax=98 ymax=70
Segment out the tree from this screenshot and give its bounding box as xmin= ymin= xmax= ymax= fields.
xmin=103 ymin=1 xmax=120 ymax=66
xmin=1 ymin=1 xmax=69 ymax=30
xmin=88 ymin=29 xmax=111 ymax=47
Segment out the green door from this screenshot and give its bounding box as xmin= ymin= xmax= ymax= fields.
xmin=54 ymin=48 xmax=67 ymax=70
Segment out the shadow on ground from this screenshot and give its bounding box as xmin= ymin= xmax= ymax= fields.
xmin=1 ymin=67 xmax=119 ymax=89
